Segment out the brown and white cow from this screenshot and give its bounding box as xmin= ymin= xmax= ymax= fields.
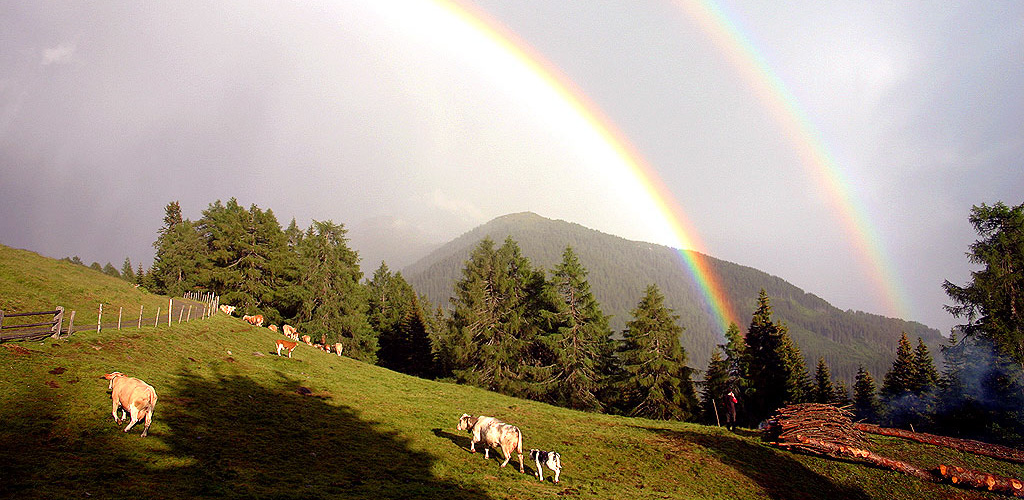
xmin=268 ymin=324 xmax=279 ymax=333
xmin=102 ymin=372 xmax=158 ymax=437
xmin=457 ymin=414 xmax=524 ymax=473
xmin=275 ymin=339 xmax=298 ymax=358
xmin=282 ymin=324 xmax=298 ymax=340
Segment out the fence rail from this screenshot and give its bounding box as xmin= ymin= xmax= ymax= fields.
xmin=0 ymin=307 xmax=64 ymax=341
xmin=1 ymin=292 xmax=220 ymax=343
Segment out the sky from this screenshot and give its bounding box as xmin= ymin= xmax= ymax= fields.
xmin=1 ymin=1 xmax=1021 ymax=336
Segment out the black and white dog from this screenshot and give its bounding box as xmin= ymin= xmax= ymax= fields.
xmin=529 ymin=449 xmax=562 ymax=483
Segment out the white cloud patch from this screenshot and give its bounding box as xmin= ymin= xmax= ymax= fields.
xmin=41 ymin=43 xmax=76 ymax=65
xmin=429 ymin=189 xmax=486 ymax=223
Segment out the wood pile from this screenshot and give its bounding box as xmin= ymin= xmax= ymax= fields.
xmin=857 ymin=423 xmax=1024 ymax=465
xmin=762 ymin=403 xmax=867 ymax=450
xmin=766 ymin=404 xmax=1024 ymax=497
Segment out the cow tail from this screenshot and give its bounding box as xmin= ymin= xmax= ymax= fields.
xmin=515 ymin=426 xmax=523 ymax=455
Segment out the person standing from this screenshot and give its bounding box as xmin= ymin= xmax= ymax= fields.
xmin=725 ymin=391 xmax=738 ymax=431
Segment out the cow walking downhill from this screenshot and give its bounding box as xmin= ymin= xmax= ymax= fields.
xmin=457 ymin=413 xmax=525 ymax=473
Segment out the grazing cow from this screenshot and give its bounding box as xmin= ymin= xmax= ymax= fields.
xmin=219 ymin=304 xmax=236 ymax=315
xmin=456 ymin=414 xmax=524 ymax=473
xmin=334 ymin=343 xmax=343 ymax=356
xmin=243 ymin=314 xmax=265 ymax=327
xmin=275 ymin=339 xmax=298 ymax=358
xmin=268 ymin=324 xmax=279 ymax=333
xmin=282 ymin=324 xmax=297 ymax=340
xmin=530 ymin=449 xmax=563 ymax=483
xmin=301 ymin=335 xmax=312 ymax=346
xmin=102 ymin=372 xmax=158 ymax=437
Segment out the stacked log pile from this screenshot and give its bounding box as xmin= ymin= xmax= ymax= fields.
xmin=765 ymin=403 xmax=1024 ymax=497
xmin=761 ymin=403 xmax=866 ymax=450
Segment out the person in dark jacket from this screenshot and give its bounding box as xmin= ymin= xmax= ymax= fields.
xmin=725 ymin=391 xmax=738 ymax=431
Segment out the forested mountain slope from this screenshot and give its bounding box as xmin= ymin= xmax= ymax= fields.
xmin=404 ymin=212 xmax=942 ymax=381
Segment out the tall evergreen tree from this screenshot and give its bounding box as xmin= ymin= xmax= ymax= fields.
xmin=813 ymin=357 xmax=835 ymax=404
xmin=151 ymin=201 xmax=207 ymax=296
xmin=368 ymin=263 xmax=433 ymax=377
xmin=102 ymin=262 xmax=120 ymax=278
xmin=910 ymin=337 xmax=939 ymax=395
xmin=741 ymin=289 xmax=807 ymax=421
xmin=121 ymin=257 xmax=136 ymax=283
xmin=832 ymin=381 xmax=852 ymax=407
xmin=615 ymin=284 xmax=698 ymax=420
xmin=943 ymin=202 xmax=1024 ymax=364
xmin=881 ymin=333 xmax=916 ymax=399
xmin=853 ymin=365 xmax=880 ymax=422
xmin=536 ymin=246 xmax=614 ymax=411
xmin=295 ymin=220 xmax=375 ymax=362
xmin=701 ymin=349 xmax=732 ymax=424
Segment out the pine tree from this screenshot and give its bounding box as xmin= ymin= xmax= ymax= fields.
xmin=368 ymin=264 xmax=434 ymax=377
xmin=910 ymin=337 xmax=939 ymax=395
xmin=881 ymin=332 xmax=916 ymax=399
xmin=537 ymin=246 xmax=614 ymax=411
xmin=701 ymin=349 xmax=731 ymax=424
xmin=943 ymin=202 xmax=1024 ymax=364
xmin=151 ymin=201 xmax=207 ymax=296
xmin=832 ymin=380 xmax=852 ymax=407
xmin=742 ymin=289 xmax=807 ymax=421
xmin=814 ymin=357 xmax=835 ymax=404
xmin=102 ymin=262 xmax=120 ymax=279
xmin=121 ymin=257 xmax=136 ymax=283
xmin=615 ymin=284 xmax=698 ymax=420
xmin=853 ymin=365 xmax=880 ymax=422
xmin=294 ymin=219 xmax=375 ymax=362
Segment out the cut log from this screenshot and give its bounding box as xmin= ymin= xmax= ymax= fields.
xmin=856 ymin=423 xmax=1024 ymax=465
xmin=774 ymin=435 xmax=937 ymax=483
xmin=936 ymin=464 xmax=1024 ymax=497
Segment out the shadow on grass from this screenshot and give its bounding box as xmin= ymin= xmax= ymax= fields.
xmin=646 ymin=427 xmax=871 ymax=500
xmin=433 ymin=427 xmax=532 ymax=475
xmin=0 ymin=368 xmax=493 ymax=500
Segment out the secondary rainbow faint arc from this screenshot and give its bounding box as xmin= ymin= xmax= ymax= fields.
xmin=435 ymin=0 xmax=743 ymax=333
xmin=674 ymin=0 xmax=911 ymax=320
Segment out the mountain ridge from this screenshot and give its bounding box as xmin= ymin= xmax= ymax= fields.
xmin=403 ymin=212 xmax=943 ymax=382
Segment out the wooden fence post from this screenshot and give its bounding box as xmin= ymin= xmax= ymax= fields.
xmin=168 ymin=299 xmax=172 ymax=327
xmin=97 ymin=303 xmax=102 ymax=333
xmin=118 ymin=307 xmax=123 ymax=330
xmin=68 ymin=310 xmax=76 ymax=336
xmin=187 ymin=305 xmax=193 ymax=322
xmin=155 ymin=307 xmax=160 ymax=327
xmin=52 ymin=306 xmax=64 ymax=338
xmin=178 ymin=305 xmax=184 ymax=324
xmin=138 ymin=305 xmax=144 ymax=329
xmin=0 ymin=309 xmax=4 ymax=331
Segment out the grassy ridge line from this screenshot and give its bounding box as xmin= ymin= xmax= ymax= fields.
xmin=0 ymin=243 xmax=1017 ymax=499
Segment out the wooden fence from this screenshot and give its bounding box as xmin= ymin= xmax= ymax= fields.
xmin=0 ymin=292 xmax=220 ymax=342
xmin=0 ymin=307 xmax=66 ymax=341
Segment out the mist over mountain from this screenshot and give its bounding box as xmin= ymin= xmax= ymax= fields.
xmin=402 ymin=212 xmax=943 ymax=382
xmin=348 ymin=216 xmax=444 ymax=276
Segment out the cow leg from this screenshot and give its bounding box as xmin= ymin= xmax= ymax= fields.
xmin=111 ymin=400 xmax=120 ymax=423
xmin=123 ymin=405 xmax=141 ymax=433
xmin=500 ymin=447 xmax=511 ymax=467
xmin=553 ymin=468 xmax=560 ymax=483
xmin=469 ymin=440 xmax=476 ymax=453
xmin=535 ymin=457 xmax=543 ymax=481
xmin=141 ymin=408 xmax=152 ymax=437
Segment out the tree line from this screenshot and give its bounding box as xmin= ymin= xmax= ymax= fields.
xmin=69 ymin=199 xmax=1024 ymax=442
xmin=701 ymin=202 xmax=1024 ymax=446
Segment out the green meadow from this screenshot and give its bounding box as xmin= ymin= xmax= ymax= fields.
xmin=1 ymin=244 xmax=1020 ymax=499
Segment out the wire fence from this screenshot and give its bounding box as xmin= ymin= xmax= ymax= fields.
xmin=1 ymin=292 xmax=220 ymax=342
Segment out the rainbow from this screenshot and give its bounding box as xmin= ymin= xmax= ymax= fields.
xmin=430 ymin=0 xmax=744 ymax=332
xmin=673 ymin=0 xmax=911 ymax=320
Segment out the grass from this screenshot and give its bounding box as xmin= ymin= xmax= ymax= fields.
xmin=1 ymin=243 xmax=1022 ymax=499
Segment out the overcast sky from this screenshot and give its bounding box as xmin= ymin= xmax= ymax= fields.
xmin=2 ymin=1 xmax=1021 ymax=335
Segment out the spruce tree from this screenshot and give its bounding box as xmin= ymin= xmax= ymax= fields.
xmin=881 ymin=333 xmax=916 ymax=399
xmin=910 ymin=337 xmax=939 ymax=395
xmin=615 ymin=284 xmax=698 ymax=420
xmin=701 ymin=349 xmax=731 ymax=424
xmin=295 ymin=219 xmax=375 ymax=362
xmin=814 ymin=357 xmax=835 ymax=404
xmin=121 ymin=257 xmax=136 ymax=283
xmin=742 ymin=289 xmax=807 ymax=421
xmin=538 ymin=246 xmax=614 ymax=411
xmin=832 ymin=380 xmax=852 ymax=407
xmin=853 ymin=365 xmax=880 ymax=422
xmin=368 ymin=264 xmax=434 ymax=377
xmin=943 ymin=202 xmax=1024 ymax=364
xmin=151 ymin=201 xmax=207 ymax=296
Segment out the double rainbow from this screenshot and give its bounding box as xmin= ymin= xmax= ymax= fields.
xmin=422 ymin=0 xmax=907 ymax=332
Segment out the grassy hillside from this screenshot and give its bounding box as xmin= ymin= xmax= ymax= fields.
xmin=403 ymin=212 xmax=943 ymax=382
xmin=2 ymin=244 xmax=1020 ymax=499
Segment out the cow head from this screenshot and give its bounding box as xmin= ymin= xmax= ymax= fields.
xmin=456 ymin=413 xmax=476 ymax=431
